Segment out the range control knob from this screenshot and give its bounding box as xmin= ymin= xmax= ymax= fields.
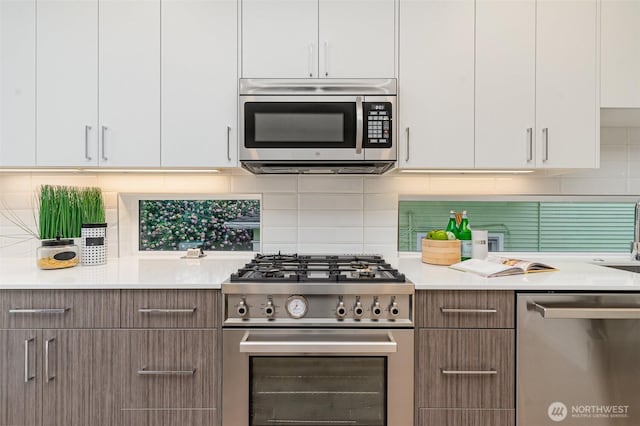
xmin=336 ymin=301 xmax=347 ymax=319
xmin=353 ymin=300 xmax=365 ymax=318
xmin=371 ymin=299 xmax=383 ymax=318
xmin=237 ymin=299 xmax=248 ymax=317
xmin=389 ymin=299 xmax=400 ymax=318
xmin=264 ymin=299 xmax=275 ymax=318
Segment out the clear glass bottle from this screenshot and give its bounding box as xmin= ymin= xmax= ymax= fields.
xmin=445 ymin=210 xmax=459 ymax=238
xmin=458 ymin=210 xmax=472 ymax=260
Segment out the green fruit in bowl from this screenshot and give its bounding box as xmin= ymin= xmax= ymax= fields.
xmin=446 ymin=231 xmax=457 ymax=240
xmin=431 ymin=230 xmax=448 ymax=240
xmin=426 ymin=230 xmax=435 ymax=239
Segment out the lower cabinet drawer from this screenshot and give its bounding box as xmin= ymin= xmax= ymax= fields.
xmin=121 ymin=290 xmax=219 ymax=328
xmin=120 ymin=329 xmax=217 ymax=410
xmin=417 ymin=409 xmax=515 ymax=426
xmin=416 ymin=328 xmax=514 ymax=409
xmin=120 ymin=409 xmax=217 ymax=426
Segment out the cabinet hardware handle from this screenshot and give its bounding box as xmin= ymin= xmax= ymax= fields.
xmin=85 ymin=125 xmax=92 ymax=161
xmin=324 ymin=41 xmax=329 ymax=77
xmin=533 ymin=303 xmax=640 ymax=319
xmin=101 ymin=126 xmax=108 ymax=161
xmin=308 ymin=43 xmax=314 ymax=77
xmin=138 ymin=308 xmax=196 ymax=314
xmin=24 ymin=338 xmax=35 ymax=383
xmin=526 ymin=127 xmax=533 ymax=162
xmin=405 ymin=127 xmax=410 ymax=162
xmin=355 ymin=96 xmax=363 ymax=154
xmin=440 ymin=308 xmax=497 ymax=314
xmin=441 ymin=369 xmax=497 ymax=376
xmin=542 ymin=127 xmax=549 ymax=162
xmin=137 ymin=366 xmax=196 ymax=376
xmin=226 ymin=125 xmax=232 ymax=161
xmin=10 ymin=308 xmax=70 ymax=314
xmin=45 ymin=337 xmax=55 ymax=383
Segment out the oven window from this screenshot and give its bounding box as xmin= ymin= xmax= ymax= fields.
xmin=244 ymin=102 xmax=356 ymax=148
xmin=250 ymin=356 xmax=386 ymax=426
xmin=255 ymin=113 xmax=344 ymax=142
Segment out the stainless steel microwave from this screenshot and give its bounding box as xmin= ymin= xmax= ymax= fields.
xmin=239 ymin=79 xmax=397 ymax=174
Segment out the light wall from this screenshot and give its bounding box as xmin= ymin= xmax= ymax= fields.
xmin=0 ymin=127 xmax=637 ymax=258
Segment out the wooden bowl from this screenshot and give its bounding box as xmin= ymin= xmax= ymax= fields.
xmin=421 ymin=239 xmax=461 ymax=266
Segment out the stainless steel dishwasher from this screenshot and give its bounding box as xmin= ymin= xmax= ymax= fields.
xmin=517 ymin=293 xmax=640 ymax=425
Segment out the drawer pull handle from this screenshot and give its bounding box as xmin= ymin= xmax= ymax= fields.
xmin=440 ymin=308 xmax=497 ymax=314
xmin=137 ymin=366 xmax=196 ymax=376
xmin=138 ymin=308 xmax=196 ymax=314
xmin=441 ymin=369 xmax=497 ymax=376
xmin=10 ymin=308 xmax=70 ymax=314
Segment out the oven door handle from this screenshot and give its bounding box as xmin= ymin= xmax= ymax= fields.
xmin=239 ymin=331 xmax=397 ymax=354
xmin=355 ymin=96 xmax=364 ymax=155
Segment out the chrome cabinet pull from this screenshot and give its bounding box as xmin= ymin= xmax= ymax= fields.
xmin=405 ymin=127 xmax=410 ymax=162
xmin=526 ymin=127 xmax=533 ymax=162
xmin=24 ymin=338 xmax=35 ymax=383
xmin=355 ymin=96 xmax=363 ymax=154
xmin=137 ymin=366 xmax=196 ymax=376
xmin=84 ymin=125 xmax=92 ymax=161
xmin=138 ymin=308 xmax=196 ymax=314
xmin=10 ymin=308 xmax=69 ymax=314
xmin=45 ymin=337 xmax=55 ymax=383
xmin=440 ymin=308 xmax=498 ymax=314
xmin=226 ymin=125 xmax=232 ymax=161
xmin=308 ymin=43 xmax=314 ymax=77
xmin=441 ymin=368 xmax=497 ymax=376
xmin=323 ymin=41 xmax=329 ymax=77
xmin=101 ymin=126 xmax=108 ymax=161
xmin=542 ymin=127 xmax=549 ymax=162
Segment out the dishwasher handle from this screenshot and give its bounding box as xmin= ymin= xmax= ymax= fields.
xmin=533 ymin=303 xmax=640 ymax=319
xmin=239 ymin=331 xmax=397 ymax=354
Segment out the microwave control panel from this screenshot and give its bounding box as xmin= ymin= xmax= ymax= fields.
xmin=364 ymin=102 xmax=392 ymax=148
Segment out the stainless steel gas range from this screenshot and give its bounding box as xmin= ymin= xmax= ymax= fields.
xmin=221 ymin=254 xmax=415 ymax=426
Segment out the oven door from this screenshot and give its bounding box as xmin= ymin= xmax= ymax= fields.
xmin=240 ymin=96 xmax=365 ymax=162
xmin=222 ymin=328 xmax=414 ymax=426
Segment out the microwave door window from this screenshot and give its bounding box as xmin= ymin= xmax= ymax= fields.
xmin=244 ymin=102 xmax=356 ymax=148
xmin=255 ymin=113 xmax=344 ymax=142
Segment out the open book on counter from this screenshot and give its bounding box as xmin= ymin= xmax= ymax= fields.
xmin=449 ymin=255 xmax=557 ymax=278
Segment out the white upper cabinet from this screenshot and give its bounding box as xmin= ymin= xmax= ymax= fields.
xmin=601 ymin=0 xmax=640 ymax=107
xmin=37 ymin=0 xmax=98 ymax=167
xmin=242 ymin=0 xmax=318 ymax=78
xmin=536 ymin=0 xmax=598 ymax=168
xmin=242 ymin=0 xmax=395 ymax=79
xmin=319 ymin=0 xmax=395 ymax=78
xmin=475 ymin=0 xmax=535 ymax=169
xmin=99 ymin=0 xmax=160 ymax=167
xmin=161 ymin=0 xmax=238 ymax=167
xmin=398 ymin=0 xmax=475 ymax=168
xmin=0 ymin=0 xmax=36 ymax=166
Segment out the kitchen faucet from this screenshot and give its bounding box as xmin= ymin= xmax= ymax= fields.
xmin=633 ymin=201 xmax=640 ymax=260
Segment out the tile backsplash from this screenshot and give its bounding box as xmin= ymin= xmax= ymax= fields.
xmin=1 ymin=127 xmax=638 ymax=258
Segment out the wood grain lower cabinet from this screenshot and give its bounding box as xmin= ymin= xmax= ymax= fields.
xmin=417 ymin=409 xmax=515 ymax=426
xmin=120 ymin=409 xmax=217 ymax=426
xmin=121 ymin=290 xmax=219 ymax=328
xmin=0 ymin=330 xmax=39 ymax=426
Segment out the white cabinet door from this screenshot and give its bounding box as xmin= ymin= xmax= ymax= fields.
xmin=0 ymin=0 xmax=36 ymax=166
xmin=601 ymin=0 xmax=640 ymax=107
xmin=242 ymin=0 xmax=318 ymax=78
xmin=162 ymin=0 xmax=237 ymax=167
xmin=536 ymin=0 xmax=598 ymax=168
xmin=99 ymin=0 xmax=160 ymax=167
xmin=475 ymin=0 xmax=535 ymax=168
xmin=37 ymin=0 xmax=98 ymax=167
xmin=398 ymin=0 xmax=474 ymax=168
xmin=319 ymin=0 xmax=395 ymax=78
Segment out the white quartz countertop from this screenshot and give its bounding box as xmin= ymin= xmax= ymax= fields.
xmin=1 ymin=253 xmax=640 ymax=291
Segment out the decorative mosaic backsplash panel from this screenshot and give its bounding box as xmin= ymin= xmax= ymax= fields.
xmin=139 ymin=199 xmax=260 ymax=251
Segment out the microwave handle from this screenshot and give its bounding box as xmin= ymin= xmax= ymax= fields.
xmin=356 ymin=96 xmax=363 ymax=154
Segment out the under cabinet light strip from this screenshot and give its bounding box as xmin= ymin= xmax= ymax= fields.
xmin=399 ymin=169 xmax=534 ymax=174
xmin=0 ymin=168 xmax=220 ymax=173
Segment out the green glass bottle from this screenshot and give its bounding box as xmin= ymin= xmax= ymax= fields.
xmin=458 ymin=210 xmax=472 ymax=260
xmin=445 ymin=210 xmax=459 ymax=238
